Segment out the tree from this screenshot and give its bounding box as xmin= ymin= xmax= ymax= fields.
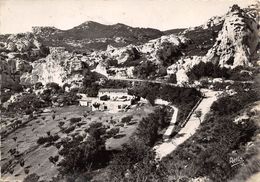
xmin=194 ymin=110 xmax=202 ymax=123
xmin=133 ymin=61 xmax=157 ymax=79
xmin=136 ymin=113 xmax=159 ymax=146
xmin=58 ymin=123 xmax=107 ymax=174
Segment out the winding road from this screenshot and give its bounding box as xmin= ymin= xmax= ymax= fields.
xmin=154 ymin=89 xmax=221 ymax=160
xmin=154 ymin=99 xmax=179 ymax=140
xmin=108 ymin=76 xmax=193 ymax=88
xmin=108 ymin=77 xmax=222 ymax=160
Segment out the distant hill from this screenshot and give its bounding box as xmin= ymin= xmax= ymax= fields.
xmin=163 ymin=28 xmax=186 ymax=35
xmin=31 ymin=21 xmax=165 ymax=51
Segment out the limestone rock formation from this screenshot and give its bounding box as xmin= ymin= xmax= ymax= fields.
xmin=140 ymin=34 xmax=187 ymax=64
xmin=206 ymin=4 xmax=259 ymax=68
xmin=20 ymin=47 xmax=91 ymax=87
xmin=106 ymin=45 xmax=140 ymax=65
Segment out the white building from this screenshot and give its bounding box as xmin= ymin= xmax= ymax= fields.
xmin=98 ymin=88 xmax=131 ymax=100
xmin=79 ymin=88 xmax=134 ymax=113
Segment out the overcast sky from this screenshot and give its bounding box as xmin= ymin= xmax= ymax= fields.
xmin=0 ymin=0 xmax=256 ymax=34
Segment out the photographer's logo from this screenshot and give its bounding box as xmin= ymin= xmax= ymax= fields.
xmin=229 ymin=156 xmax=245 ymax=167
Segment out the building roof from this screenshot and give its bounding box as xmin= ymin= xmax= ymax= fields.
xmin=99 ymin=88 xmax=128 ymax=93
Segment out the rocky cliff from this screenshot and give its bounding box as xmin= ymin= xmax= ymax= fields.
xmin=20 ymin=47 xmax=94 ymax=87
xmin=165 ymin=4 xmax=259 ymax=83
xmin=206 ymin=4 xmax=259 ymax=68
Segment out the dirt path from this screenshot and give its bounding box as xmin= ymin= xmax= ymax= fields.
xmin=154 ymin=89 xmax=221 ymax=159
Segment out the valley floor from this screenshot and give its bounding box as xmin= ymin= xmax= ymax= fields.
xmin=1 ymin=105 xmax=153 ymax=182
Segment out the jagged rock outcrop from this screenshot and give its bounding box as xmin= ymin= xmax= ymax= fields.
xmin=6 ymin=33 xmax=42 ymax=52
xmin=166 ymin=4 xmax=259 ymax=83
xmin=140 ymin=34 xmax=189 ymax=64
xmin=202 ymin=16 xmax=224 ymax=29
xmin=106 ymin=45 xmax=140 ymax=65
xmin=167 ymin=56 xmax=204 ymax=83
xmin=206 ymin=4 xmax=259 ymax=68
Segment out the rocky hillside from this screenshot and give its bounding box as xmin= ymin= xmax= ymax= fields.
xmin=0 ymin=4 xmax=259 ymax=89
xmin=165 ymin=4 xmax=259 ymax=83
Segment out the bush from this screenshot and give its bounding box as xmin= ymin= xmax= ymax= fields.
xmin=211 ymin=91 xmax=258 ymax=115
xmin=8 ymin=93 xmax=44 ymax=114
xmin=0 ymin=91 xmax=12 ymax=103
xmin=121 ymin=116 xmax=133 ymax=124
xmin=69 ymin=117 xmax=82 ymax=124
xmin=37 ymin=134 xmax=60 ymax=145
xmin=57 ymin=91 xmax=80 ymax=106
xmin=187 ymin=62 xmax=230 ymax=81
xmin=106 ymin=127 xmax=120 ymax=136
xmin=64 ymin=126 xmax=75 ymax=134
xmin=133 ymin=61 xmax=158 ymax=79
xmin=167 ymin=74 xmax=177 ymax=84
xmin=34 ymin=82 xmax=43 ymax=90
xmin=58 ymin=121 xmax=65 ymax=127
xmin=46 ymin=82 xmax=61 ymax=91
xmin=11 ymin=84 xmax=23 ymax=92
xmin=211 ymin=96 xmax=242 ymax=115
xmin=23 ymin=173 xmax=40 ymax=182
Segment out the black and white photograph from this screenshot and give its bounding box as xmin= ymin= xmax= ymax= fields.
xmin=0 ymin=0 xmax=259 ymax=181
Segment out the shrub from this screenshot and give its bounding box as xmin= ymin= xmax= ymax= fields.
xmin=46 ymin=82 xmax=61 ymax=91
xmin=168 ymin=74 xmax=177 ymax=84
xmin=34 ymin=82 xmax=43 ymax=90
xmin=57 ymin=91 xmax=80 ymax=106
xmin=64 ymin=126 xmax=76 ymax=134
xmin=23 ymin=173 xmax=40 ymax=182
xmin=37 ymin=137 xmax=48 ymax=145
xmin=37 ymin=134 xmax=60 ymax=145
xmin=7 ymin=93 xmax=44 ymax=114
xmin=106 ymin=127 xmax=120 ymax=136
xmin=121 ymin=116 xmax=133 ymax=124
xmin=187 ymin=62 xmax=230 ymax=81
xmin=133 ymin=61 xmax=158 ymax=79
xmin=49 ymin=155 xmax=59 ymax=164
xmin=58 ymin=121 xmax=65 ymax=127
xmin=25 ymin=108 xmax=34 ymax=115
xmin=70 ymin=117 xmax=82 ymax=124
xmin=211 ymin=91 xmax=258 ymax=115
xmin=11 ymin=84 xmax=23 ymax=92
xmin=0 ymin=91 xmax=12 ymax=103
